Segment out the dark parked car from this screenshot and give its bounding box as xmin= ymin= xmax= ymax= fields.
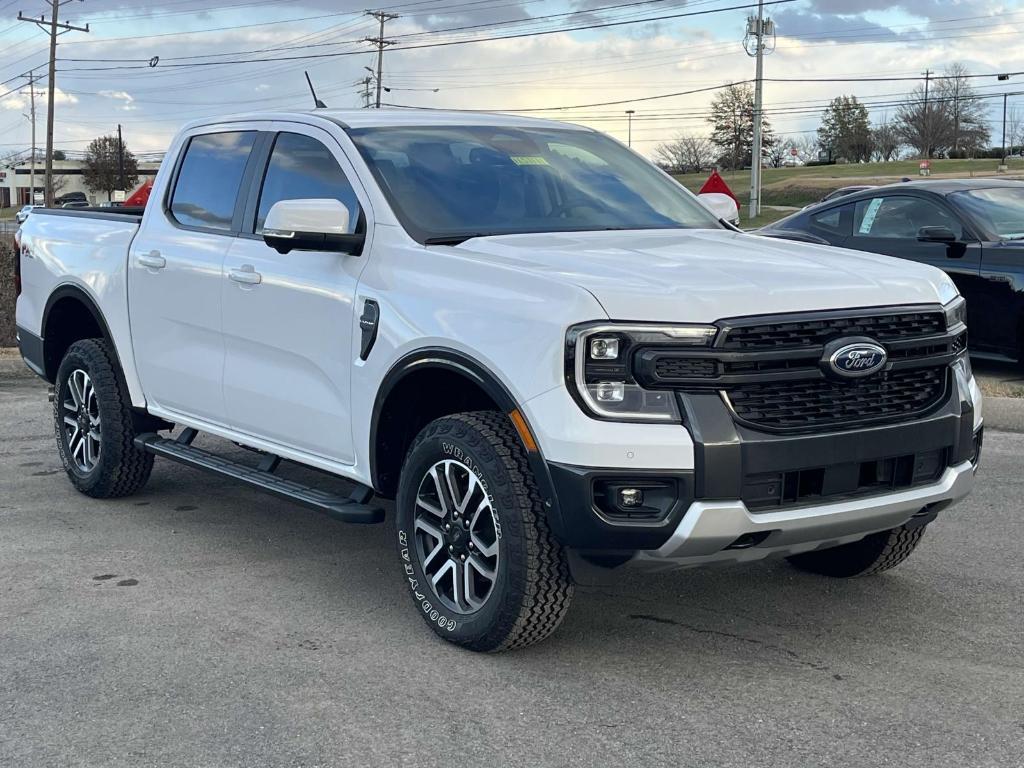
xmin=761 ymin=179 xmax=1024 ymax=362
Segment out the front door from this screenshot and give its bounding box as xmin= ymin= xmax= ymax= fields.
xmin=846 ymin=193 xmax=985 ymax=332
xmin=220 ymin=126 xmax=369 ymax=464
xmin=129 ymin=128 xmax=261 ymax=423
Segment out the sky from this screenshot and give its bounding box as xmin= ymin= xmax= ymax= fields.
xmin=0 ymin=0 xmax=1021 ymax=158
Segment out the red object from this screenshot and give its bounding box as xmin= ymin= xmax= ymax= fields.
xmin=124 ymin=178 xmax=153 ymax=207
xmin=698 ymin=170 xmax=738 ymax=207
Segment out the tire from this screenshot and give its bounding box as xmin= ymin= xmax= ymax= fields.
xmin=786 ymin=524 xmax=927 ymax=578
xmin=395 ymin=411 xmax=574 ymax=652
xmin=53 ymin=338 xmax=154 ymax=498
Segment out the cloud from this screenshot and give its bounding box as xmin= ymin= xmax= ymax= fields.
xmin=1 ymin=87 xmax=78 ymax=111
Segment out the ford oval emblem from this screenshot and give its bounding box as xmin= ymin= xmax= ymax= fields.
xmin=829 ymin=342 xmax=887 ymax=378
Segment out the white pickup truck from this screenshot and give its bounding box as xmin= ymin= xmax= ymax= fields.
xmin=15 ymin=110 xmax=982 ymax=651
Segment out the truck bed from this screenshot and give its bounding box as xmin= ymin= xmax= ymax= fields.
xmin=16 ymin=206 xmax=144 ymax=399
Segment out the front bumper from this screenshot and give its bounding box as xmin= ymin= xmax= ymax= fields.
xmin=540 ymin=368 xmax=981 ymax=560
xmin=631 ymin=460 xmax=974 ymax=570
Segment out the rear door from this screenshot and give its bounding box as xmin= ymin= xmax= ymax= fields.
xmin=129 ymin=126 xmax=264 ymax=423
xmin=219 ymin=124 xmax=370 ymax=464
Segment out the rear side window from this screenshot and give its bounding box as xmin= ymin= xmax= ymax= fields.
xmin=255 ymin=132 xmax=360 ymax=234
xmin=853 ymin=195 xmax=962 ymax=239
xmin=170 ymin=131 xmax=257 ymax=231
xmin=809 ymin=203 xmax=852 ymax=237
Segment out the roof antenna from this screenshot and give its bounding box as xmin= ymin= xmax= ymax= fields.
xmin=305 ymin=71 xmax=327 ymax=109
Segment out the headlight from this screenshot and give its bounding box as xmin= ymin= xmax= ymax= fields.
xmin=566 ymin=323 xmax=717 ymax=422
xmin=944 ymin=296 xmax=967 ymax=330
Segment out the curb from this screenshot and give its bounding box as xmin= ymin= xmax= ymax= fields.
xmin=982 ymin=396 xmax=1024 ymax=434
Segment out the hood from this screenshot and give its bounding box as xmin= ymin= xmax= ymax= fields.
xmin=453 ymin=228 xmax=958 ymax=322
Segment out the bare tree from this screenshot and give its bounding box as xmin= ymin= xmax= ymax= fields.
xmin=1007 ymin=105 xmax=1024 ymax=155
xmin=937 ymin=62 xmax=990 ymax=157
xmin=766 ymin=139 xmax=793 ymax=168
xmin=871 ymin=117 xmax=902 ymax=162
xmin=653 ymin=133 xmax=715 ymax=173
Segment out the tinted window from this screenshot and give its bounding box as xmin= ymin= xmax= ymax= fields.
xmin=255 ymin=132 xmax=360 ymax=234
xmin=170 ymin=131 xmax=256 ymax=231
xmin=853 ymin=196 xmax=962 ymax=239
xmin=347 ymin=125 xmax=719 ymax=243
xmin=809 ymin=204 xmax=853 ymax=237
xmin=950 ymin=187 xmax=1024 ymax=239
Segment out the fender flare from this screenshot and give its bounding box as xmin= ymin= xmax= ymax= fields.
xmin=370 ymin=348 xmax=567 ymax=540
xmin=40 ymin=283 xmax=120 ymax=381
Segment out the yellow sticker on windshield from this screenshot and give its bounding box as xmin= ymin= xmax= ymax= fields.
xmin=511 ymin=156 xmax=549 ymax=166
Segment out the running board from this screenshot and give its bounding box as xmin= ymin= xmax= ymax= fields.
xmin=134 ymin=431 xmax=384 ymax=524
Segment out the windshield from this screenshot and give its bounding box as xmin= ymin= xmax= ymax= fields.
xmin=951 ymin=187 xmax=1024 ymax=239
xmin=347 ymin=125 xmax=720 ymax=243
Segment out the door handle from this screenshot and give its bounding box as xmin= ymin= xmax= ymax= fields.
xmin=228 ymin=265 xmax=262 ymax=285
xmin=137 ymin=250 xmax=166 ymax=269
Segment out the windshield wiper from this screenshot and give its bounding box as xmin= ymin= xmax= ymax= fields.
xmin=423 ymin=234 xmax=488 ymax=246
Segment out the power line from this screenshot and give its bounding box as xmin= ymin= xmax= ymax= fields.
xmin=18 ymin=0 xmax=89 ymax=206
xmin=56 ymin=1 xmax=801 ymax=72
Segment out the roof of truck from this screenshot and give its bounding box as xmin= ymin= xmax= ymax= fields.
xmin=182 ymin=108 xmax=592 ymax=133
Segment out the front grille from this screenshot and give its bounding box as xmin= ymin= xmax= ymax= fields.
xmin=726 ymin=366 xmax=948 ymax=431
xmin=722 ymin=310 xmax=945 ymax=350
xmin=653 ymin=356 xmax=717 ymax=380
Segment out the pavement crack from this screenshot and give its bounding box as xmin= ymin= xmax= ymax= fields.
xmin=629 ymin=613 xmax=832 ymax=672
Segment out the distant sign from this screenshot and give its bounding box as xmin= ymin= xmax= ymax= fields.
xmin=112 ymin=190 xmax=126 ymax=202
xmin=790 ymin=147 xmax=798 ymax=156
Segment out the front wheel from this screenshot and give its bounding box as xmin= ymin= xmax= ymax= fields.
xmin=395 ymin=412 xmax=574 ymax=651
xmin=54 ymin=339 xmax=154 ymax=498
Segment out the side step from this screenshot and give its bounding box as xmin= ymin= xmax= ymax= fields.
xmin=134 ymin=430 xmax=385 ymax=524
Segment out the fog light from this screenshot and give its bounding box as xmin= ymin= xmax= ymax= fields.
xmin=590 ymin=337 xmax=620 ymax=360
xmin=594 ymin=381 xmax=625 ymax=402
xmin=618 ymin=488 xmax=644 ymax=508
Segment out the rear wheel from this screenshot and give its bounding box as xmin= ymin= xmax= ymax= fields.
xmin=787 ymin=524 xmax=927 ymax=578
xmin=395 ymin=412 xmax=574 ymax=651
xmin=54 ymin=339 xmax=153 ymax=498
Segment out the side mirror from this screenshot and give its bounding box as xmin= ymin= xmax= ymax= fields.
xmin=698 ymin=192 xmax=740 ymax=226
xmin=263 ymin=198 xmax=365 ymax=256
xmin=917 ymin=225 xmax=958 ymax=243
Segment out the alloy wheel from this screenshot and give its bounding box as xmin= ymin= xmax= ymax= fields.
xmin=413 ymin=459 xmax=500 ymax=614
xmin=62 ymin=368 xmax=101 ymax=472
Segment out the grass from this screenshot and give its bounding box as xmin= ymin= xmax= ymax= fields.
xmin=674 ymin=157 xmax=1024 ymax=210
xmin=0 ymin=207 xmax=16 ymax=220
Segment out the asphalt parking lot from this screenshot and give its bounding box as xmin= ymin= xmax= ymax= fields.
xmin=2 ymin=365 xmax=1022 ymax=768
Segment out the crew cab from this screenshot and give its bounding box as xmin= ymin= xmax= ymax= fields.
xmin=15 ymin=110 xmax=983 ymax=651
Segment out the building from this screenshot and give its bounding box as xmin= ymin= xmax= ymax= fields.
xmin=0 ymin=151 xmax=162 ymax=208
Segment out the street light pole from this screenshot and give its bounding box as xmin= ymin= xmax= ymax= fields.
xmin=998 ymin=73 xmax=1012 ymax=162
xmin=625 ymin=110 xmax=635 ymax=147
xmin=1003 ymin=93 xmax=1008 ymax=162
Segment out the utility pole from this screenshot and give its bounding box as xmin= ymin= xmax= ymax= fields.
xmin=18 ymin=1 xmax=89 ymax=207
xmin=625 ymin=110 xmax=635 ymax=147
xmin=20 ymin=70 xmax=40 ymax=205
xmin=366 ymin=10 xmax=398 ymax=109
xmin=921 ymin=69 xmax=932 ymax=159
xmin=744 ymin=0 xmax=774 ymax=221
